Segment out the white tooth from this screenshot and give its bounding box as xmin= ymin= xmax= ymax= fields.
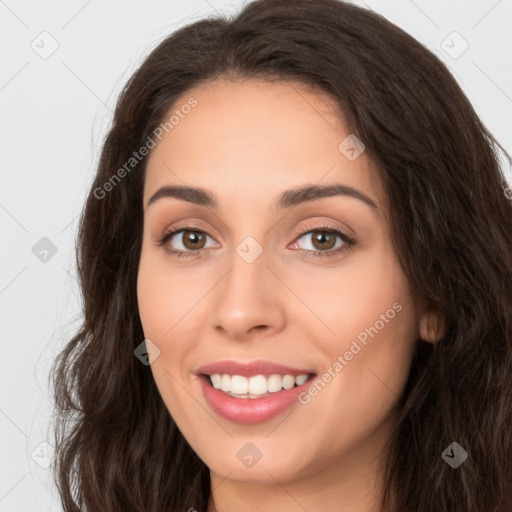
xmin=282 ymin=375 xmax=295 ymax=390
xmin=248 ymin=375 xmax=268 ymax=395
xmin=267 ymin=374 xmax=284 ymax=393
xmin=220 ymin=374 xmax=231 ymax=392
xmin=295 ymin=374 xmax=308 ymax=386
xmin=210 ymin=374 xmax=221 ymax=389
xmin=230 ymin=375 xmax=248 ymax=394
xmin=216 ymin=373 xmax=310 ymax=397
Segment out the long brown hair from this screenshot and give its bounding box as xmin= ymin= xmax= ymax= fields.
xmin=50 ymin=0 xmax=512 ymax=510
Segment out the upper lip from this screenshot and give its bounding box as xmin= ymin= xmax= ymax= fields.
xmin=197 ymin=359 xmax=316 ymax=377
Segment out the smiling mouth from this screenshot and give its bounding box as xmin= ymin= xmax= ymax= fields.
xmin=200 ymin=372 xmax=317 ymax=399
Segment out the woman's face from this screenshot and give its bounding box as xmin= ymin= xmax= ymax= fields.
xmin=137 ymin=79 xmax=430 ymax=486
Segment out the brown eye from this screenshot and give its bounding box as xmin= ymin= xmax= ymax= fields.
xmin=158 ymin=224 xmax=355 ymax=261
xmin=157 ymin=227 xmax=215 ymax=257
xmin=181 ymin=230 xmax=206 ymax=250
xmin=290 ymin=225 xmax=356 ymax=261
xmin=295 ymin=229 xmax=345 ymax=252
xmin=309 ymin=231 xmax=337 ymax=251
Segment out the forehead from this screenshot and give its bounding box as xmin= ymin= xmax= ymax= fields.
xmin=143 ymin=79 xmax=383 ymax=210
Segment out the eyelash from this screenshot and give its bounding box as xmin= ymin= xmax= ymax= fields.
xmin=156 ymin=223 xmax=356 ymax=261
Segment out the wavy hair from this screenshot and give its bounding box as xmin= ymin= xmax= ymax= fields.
xmin=50 ymin=0 xmax=512 ymax=510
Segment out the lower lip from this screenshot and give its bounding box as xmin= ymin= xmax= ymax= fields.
xmin=198 ymin=374 xmax=316 ymax=424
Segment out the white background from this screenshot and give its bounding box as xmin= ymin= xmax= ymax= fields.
xmin=1 ymin=0 xmax=511 ymax=510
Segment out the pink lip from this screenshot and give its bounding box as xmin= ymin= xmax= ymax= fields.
xmin=196 ymin=359 xmax=315 ymax=377
xmin=198 ymin=374 xmax=317 ymax=424
xmin=195 ymin=359 xmax=317 ymax=424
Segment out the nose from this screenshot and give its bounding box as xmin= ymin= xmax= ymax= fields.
xmin=209 ymin=247 xmax=286 ymax=342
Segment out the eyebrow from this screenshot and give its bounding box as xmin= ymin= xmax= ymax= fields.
xmin=145 ymin=183 xmax=379 ymax=212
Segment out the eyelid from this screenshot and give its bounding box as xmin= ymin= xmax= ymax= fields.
xmin=156 ymin=219 xmax=351 ymax=244
xmin=154 ymin=219 xmax=219 ymax=243
xmin=293 ymin=219 xmax=353 ymax=238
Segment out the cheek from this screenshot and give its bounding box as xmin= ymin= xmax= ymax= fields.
xmin=306 ymin=244 xmax=418 ymax=414
xmin=298 ymin=245 xmax=411 ymax=351
xmin=136 ymin=252 xmax=197 ymax=411
xmin=137 ymin=249 xmax=197 ymax=339
xmin=136 ymin=248 xmax=214 ymax=387
xmin=137 ymin=266 xmax=171 ymax=339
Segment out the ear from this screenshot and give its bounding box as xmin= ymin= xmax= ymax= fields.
xmin=418 ymin=303 xmax=446 ymax=344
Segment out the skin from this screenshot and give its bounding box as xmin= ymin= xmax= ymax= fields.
xmin=137 ymin=79 xmax=444 ymax=512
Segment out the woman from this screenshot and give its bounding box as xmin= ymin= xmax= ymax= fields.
xmin=50 ymin=0 xmax=512 ymax=511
